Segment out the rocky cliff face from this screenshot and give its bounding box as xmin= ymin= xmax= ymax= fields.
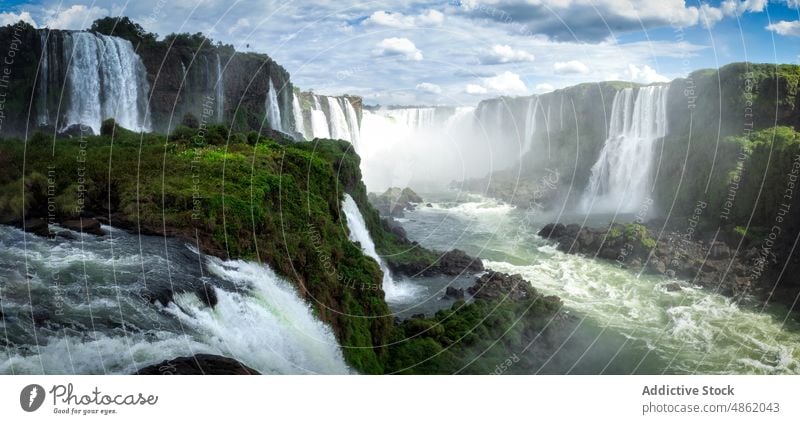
xmin=139 ymin=45 xmax=295 ymax=134
xmin=0 ymin=22 xmax=303 ymax=137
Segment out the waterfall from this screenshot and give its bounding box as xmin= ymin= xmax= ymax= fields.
xmin=265 ymin=79 xmax=283 ymax=132
xmin=166 ymin=256 xmax=351 ymax=374
xmin=326 ymin=97 xmax=352 ymax=141
xmin=522 ymin=97 xmax=539 ymax=156
xmin=342 ymin=99 xmax=361 ymax=148
xmin=43 ymin=31 xmax=151 ymax=134
xmin=310 ymin=96 xmax=331 ymax=139
xmin=36 ymin=32 xmax=50 ymax=126
xmin=0 ymin=225 xmax=349 ymax=374
xmin=292 ymin=93 xmax=307 ymax=139
xmin=215 ymin=54 xmax=224 ymax=122
xmin=581 ymin=85 xmax=670 ymax=213
xmin=341 ymin=194 xmax=419 ymax=303
xmin=383 ymin=108 xmax=436 ymax=129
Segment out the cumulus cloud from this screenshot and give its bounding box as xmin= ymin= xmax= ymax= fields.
xmin=365 ymin=9 xmax=444 ymax=28
xmin=554 ymin=60 xmax=590 ymax=74
xmin=0 ymin=11 xmax=37 ymax=27
xmin=478 ymin=44 xmax=535 ymax=64
xmin=416 ymin=82 xmax=442 ymax=94
xmin=766 ymin=20 xmax=800 ymax=36
xmin=466 ymin=71 xmax=527 ymax=95
xmin=534 ymin=83 xmax=555 ymax=93
xmin=374 ymin=37 xmax=423 ymax=61
xmin=624 ymin=64 xmax=669 ymax=84
xmin=465 ymin=84 xmax=488 ymax=94
xmin=44 ymin=5 xmax=109 ymax=30
xmin=453 ymin=0 xmax=765 ymax=41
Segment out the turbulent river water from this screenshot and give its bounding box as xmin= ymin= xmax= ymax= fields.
xmin=2 ymin=193 xmax=799 ymax=374
xmin=392 ymin=192 xmax=800 ymax=374
xmin=0 ymin=225 xmax=349 ymax=375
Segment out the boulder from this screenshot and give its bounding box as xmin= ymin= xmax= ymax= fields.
xmin=436 ymin=249 xmax=484 ymax=275
xmin=443 ymin=286 xmax=464 ymax=299
xmin=468 ymin=271 xmax=536 ymax=301
xmin=196 ymin=283 xmax=218 ymax=308
xmin=22 ymin=218 xmax=50 ymax=238
xmin=61 ymin=218 xmax=105 ymax=236
xmin=135 ymin=354 xmax=259 ymax=375
xmin=538 ymin=223 xmax=566 ymax=239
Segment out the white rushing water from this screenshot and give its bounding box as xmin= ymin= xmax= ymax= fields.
xmin=326 ymin=97 xmax=352 ymax=141
xmin=581 ymin=85 xmax=670 ymax=213
xmin=341 ymin=194 xmax=420 ymax=303
xmin=399 ymin=194 xmax=800 ymax=374
xmin=0 ymin=226 xmax=349 ymax=374
xmin=215 ymin=54 xmax=224 ymax=122
xmin=292 ymin=93 xmax=307 ymax=139
xmin=343 ymin=99 xmax=361 ymax=148
xmin=310 ymin=96 xmax=331 ymax=139
xmin=44 ymin=31 xmax=151 ymax=134
xmin=166 ymin=256 xmax=350 ymax=374
xmin=265 ymin=79 xmax=283 ymax=132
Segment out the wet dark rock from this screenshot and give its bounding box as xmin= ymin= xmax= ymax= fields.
xmin=436 ymin=249 xmax=484 ymax=275
xmin=443 ymin=286 xmax=464 ymax=300
xmin=468 ymin=271 xmax=537 ymax=301
xmin=196 ymin=283 xmax=218 ymax=308
xmin=22 ymin=218 xmax=50 ymax=238
xmin=142 ymin=288 xmax=174 ymax=307
xmin=135 ymin=354 xmax=259 ymax=375
xmin=32 ymin=309 xmax=51 ymax=326
xmin=664 ymin=282 xmax=682 ymax=292
xmin=61 ymin=218 xmax=105 ymax=236
xmin=368 ymin=187 xmax=423 ymax=217
xmin=59 ymin=124 xmax=94 ymax=138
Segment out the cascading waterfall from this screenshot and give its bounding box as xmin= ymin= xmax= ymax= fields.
xmin=0 ymin=225 xmax=349 ymax=374
xmin=292 ymin=93 xmax=308 ymax=139
xmin=215 ymin=54 xmax=224 ymax=122
xmin=167 ymin=255 xmax=350 ymax=374
xmin=383 ymin=108 xmax=437 ymax=129
xmin=41 ymin=31 xmax=152 ymax=134
xmin=341 ymin=194 xmax=419 ymax=303
xmin=265 ymin=79 xmax=283 ymax=132
xmin=342 ymin=99 xmax=361 ymax=148
xmin=522 ymin=97 xmax=540 ymax=156
xmin=581 ymin=85 xmax=670 ymax=213
xmin=326 ymin=96 xmax=352 ymax=141
xmin=310 ymin=96 xmax=331 ymax=139
xmin=36 ymin=32 xmax=50 ymax=126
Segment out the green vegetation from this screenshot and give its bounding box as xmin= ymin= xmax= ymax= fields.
xmin=607 ymin=223 xmax=656 ymax=249
xmin=386 ymin=296 xmax=563 ymax=374
xmin=0 ymin=125 xmax=394 ymax=373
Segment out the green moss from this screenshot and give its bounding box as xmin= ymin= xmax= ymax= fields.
xmin=0 ymin=129 xmax=396 ymax=373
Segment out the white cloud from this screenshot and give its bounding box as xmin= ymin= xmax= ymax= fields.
xmin=554 ymin=60 xmax=590 ymax=74
xmin=535 ymin=83 xmax=555 ymax=93
xmin=365 ymin=9 xmax=444 ymax=28
xmin=374 ymin=37 xmax=423 ymax=61
xmin=44 ymin=5 xmax=109 ymax=30
xmin=0 ymin=11 xmax=37 ymax=27
xmin=416 ymin=82 xmax=442 ymax=94
xmin=766 ymin=20 xmax=800 ymax=37
xmin=700 ymin=4 xmax=725 ymax=28
xmin=465 ymin=84 xmax=488 ymax=94
xmin=479 ymin=44 xmax=535 ymax=64
xmin=467 ymin=71 xmax=528 ymax=95
xmin=625 ymin=64 xmax=670 ymax=84
xmin=417 ymin=10 xmax=445 ymax=26
xmin=228 ymin=18 xmax=251 ymax=35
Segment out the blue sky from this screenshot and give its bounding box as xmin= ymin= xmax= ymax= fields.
xmin=1 ymin=0 xmax=799 ymax=106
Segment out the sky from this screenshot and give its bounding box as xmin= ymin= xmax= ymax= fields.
xmin=1 ymin=0 xmax=799 ymax=106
